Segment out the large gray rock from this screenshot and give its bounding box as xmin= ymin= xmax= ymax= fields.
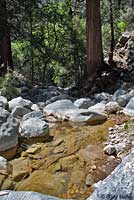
xmin=0 ymin=156 xmax=8 ymax=171
xmin=0 ymin=118 xmax=19 ymax=155
xmin=66 ymin=110 xmax=107 ymax=125
xmin=0 ymin=191 xmax=63 ymax=200
xmin=8 ymin=97 xmax=33 ymax=111
xmin=88 ymin=103 xmax=106 ymax=114
xmin=44 ymin=100 xmax=107 ymax=124
xmin=74 ymin=98 xmax=94 ymax=109
xmin=45 ymin=94 xmax=73 ymax=106
xmin=0 ymin=96 xmax=8 ymax=108
xmin=111 ymin=89 xmax=132 ymax=107
xmin=123 ymin=97 xmax=134 ymax=116
xmin=0 ymin=108 xmax=10 ymax=125
xmin=31 ymin=104 xmax=40 ymax=111
xmin=19 ymin=118 xmax=49 ymax=140
xmin=105 ymin=102 xmax=121 ymax=114
xmin=94 ymin=92 xmax=112 ymax=103
xmin=44 ymin=99 xmax=77 ymax=111
xmin=11 ymin=106 xmax=31 ymax=118
xmin=22 ymin=111 xmax=44 ymax=121
xmin=88 ymin=152 xmax=134 ymax=200
xmin=44 ymin=99 xmax=78 ymax=117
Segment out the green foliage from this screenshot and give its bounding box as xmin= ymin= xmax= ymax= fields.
xmin=0 ymin=73 xmax=21 ymax=100
xmin=116 ymin=21 xmax=127 ymax=32
xmin=124 ymin=123 xmax=129 ymax=131
xmin=11 ymin=0 xmax=86 ymax=86
xmin=7 ymin=0 xmax=134 ymax=86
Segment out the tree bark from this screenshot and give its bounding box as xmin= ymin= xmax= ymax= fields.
xmin=86 ymin=0 xmax=103 ymax=77
xmin=108 ymin=0 xmax=115 ymax=66
xmin=0 ymin=0 xmax=13 ymax=75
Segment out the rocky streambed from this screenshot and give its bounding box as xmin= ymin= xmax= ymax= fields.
xmin=0 ymin=119 xmax=121 ymax=200
xmin=1 ymin=80 xmax=134 ymax=199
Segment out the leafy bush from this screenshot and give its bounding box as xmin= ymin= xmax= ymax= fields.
xmin=0 ymin=73 xmax=21 ymax=100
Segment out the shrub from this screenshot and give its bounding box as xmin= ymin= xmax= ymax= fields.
xmin=0 ymin=73 xmax=21 ymax=100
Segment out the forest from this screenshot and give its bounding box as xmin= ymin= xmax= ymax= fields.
xmin=0 ymin=0 xmax=133 ymax=86
xmin=0 ymin=0 xmax=134 ymax=200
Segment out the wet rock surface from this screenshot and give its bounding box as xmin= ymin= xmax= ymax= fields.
xmin=4 ymin=120 xmax=119 ymax=199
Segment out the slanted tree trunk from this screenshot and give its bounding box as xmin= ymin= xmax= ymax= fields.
xmin=0 ymin=0 xmax=13 ymax=76
xmin=86 ymin=0 xmax=103 ymax=77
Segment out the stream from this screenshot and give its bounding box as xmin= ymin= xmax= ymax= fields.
xmin=7 ymin=119 xmax=121 ymax=200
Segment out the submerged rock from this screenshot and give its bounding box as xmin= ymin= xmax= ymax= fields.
xmin=17 ymin=171 xmax=68 ymax=197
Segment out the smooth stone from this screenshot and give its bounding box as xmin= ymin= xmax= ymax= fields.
xmin=94 ymin=92 xmax=112 ymax=103
xmin=31 ymin=104 xmax=40 ymax=111
xmin=22 ymin=111 xmax=44 ymax=121
xmin=0 ymin=108 xmax=10 ymax=125
xmin=0 ymin=96 xmax=8 ymax=108
xmin=103 ymin=145 xmax=116 ymax=155
xmin=19 ymin=118 xmax=49 ymax=140
xmin=66 ymin=110 xmax=107 ymax=125
xmin=74 ymin=98 xmax=94 ymax=109
xmin=44 ymin=99 xmax=78 ymax=115
xmin=0 ymin=157 xmax=7 ymax=170
xmin=8 ymin=97 xmax=33 ymax=111
xmin=0 ymin=118 xmax=19 ymax=159
xmin=105 ymin=102 xmax=121 ymax=114
xmin=45 ymin=94 xmax=73 ymax=106
xmin=11 ymin=106 xmax=31 ymax=118
xmin=88 ymin=103 xmax=106 ymax=114
xmin=123 ymin=97 xmax=134 ymax=116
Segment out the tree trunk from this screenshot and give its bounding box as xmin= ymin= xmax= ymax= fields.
xmin=86 ymin=0 xmax=103 ymax=77
xmin=130 ymin=0 xmax=134 ymax=7
xmin=0 ymin=0 xmax=13 ymax=75
xmin=108 ymin=0 xmax=115 ymax=66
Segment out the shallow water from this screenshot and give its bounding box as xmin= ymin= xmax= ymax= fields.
xmin=9 ymin=120 xmax=120 ymax=200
